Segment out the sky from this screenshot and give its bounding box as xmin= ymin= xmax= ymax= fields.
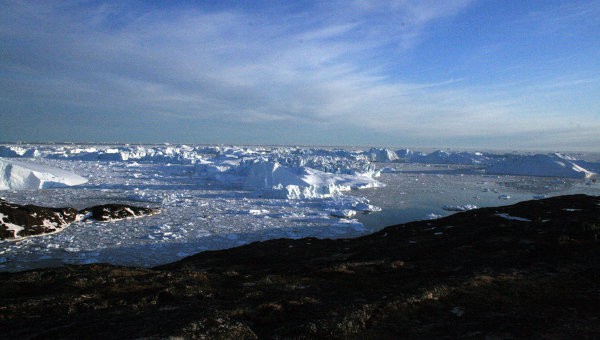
xmin=1 ymin=0 xmax=599 ymax=151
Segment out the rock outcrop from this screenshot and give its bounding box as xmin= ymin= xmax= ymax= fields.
xmin=1 ymin=195 xmax=599 ymax=338
xmin=0 ymin=199 xmax=158 ymax=240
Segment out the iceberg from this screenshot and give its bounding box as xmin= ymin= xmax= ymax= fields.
xmin=1 ymin=143 xmax=599 ymax=271
xmin=394 ymin=148 xmax=418 ymax=162
xmin=241 ymin=160 xmax=382 ymax=199
xmin=408 ymin=150 xmax=490 ymax=165
xmin=0 ymin=146 xmax=22 ymax=158
xmin=485 ymin=154 xmax=596 ymax=179
xmin=0 ymin=145 xmax=37 ymax=158
xmin=366 ymin=148 xmax=399 ymax=163
xmin=0 ymin=158 xmax=88 ymax=190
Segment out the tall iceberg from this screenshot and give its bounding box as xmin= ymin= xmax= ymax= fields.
xmin=0 ymin=158 xmax=88 ymax=190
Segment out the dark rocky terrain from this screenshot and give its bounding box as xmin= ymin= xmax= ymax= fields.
xmin=0 ymin=199 xmax=157 ymax=240
xmin=1 ymin=194 xmax=599 ymax=338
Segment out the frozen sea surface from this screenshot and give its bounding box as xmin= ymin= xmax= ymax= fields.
xmin=0 ymin=144 xmax=599 ymax=271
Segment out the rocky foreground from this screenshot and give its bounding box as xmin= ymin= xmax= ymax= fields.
xmin=1 ymin=194 xmax=599 ymax=338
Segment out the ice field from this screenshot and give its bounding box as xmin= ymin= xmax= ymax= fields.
xmin=1 ymin=144 xmax=599 ymax=271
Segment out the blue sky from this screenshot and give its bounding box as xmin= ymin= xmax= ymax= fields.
xmin=1 ymin=0 xmax=599 ymax=151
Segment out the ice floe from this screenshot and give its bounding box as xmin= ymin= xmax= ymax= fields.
xmin=442 ymin=204 xmax=478 ymax=212
xmin=426 ymin=213 xmax=443 ymax=220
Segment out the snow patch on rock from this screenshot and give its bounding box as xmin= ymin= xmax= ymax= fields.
xmin=442 ymin=204 xmax=478 ymax=212
xmin=495 ymin=213 xmax=531 ymax=222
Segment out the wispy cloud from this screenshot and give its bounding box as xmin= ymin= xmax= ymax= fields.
xmin=0 ymin=0 xmax=598 ymax=150
xmin=525 ymin=1 xmax=600 ymax=36
xmin=0 ymin=1 xmax=475 ymax=122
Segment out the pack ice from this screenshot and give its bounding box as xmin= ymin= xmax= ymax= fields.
xmin=0 ymin=158 xmax=88 ymax=190
xmin=0 ymin=143 xmax=599 ymax=271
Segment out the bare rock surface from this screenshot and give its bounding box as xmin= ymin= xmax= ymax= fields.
xmin=1 ymin=194 xmax=599 ymax=338
xmin=0 ymin=199 xmax=157 ymax=240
